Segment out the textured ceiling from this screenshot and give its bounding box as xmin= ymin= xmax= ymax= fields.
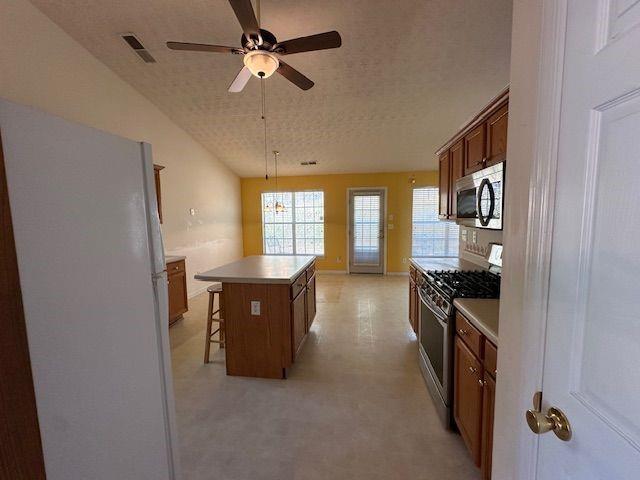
xmin=30 ymin=0 xmax=513 ymax=177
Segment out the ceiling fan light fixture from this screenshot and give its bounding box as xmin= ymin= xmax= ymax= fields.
xmin=243 ymin=50 xmax=279 ymax=78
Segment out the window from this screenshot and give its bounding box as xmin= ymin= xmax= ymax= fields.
xmin=262 ymin=191 xmax=325 ymax=256
xmin=411 ymin=187 xmax=459 ymax=257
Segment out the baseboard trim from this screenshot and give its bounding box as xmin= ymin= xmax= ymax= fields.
xmin=387 ymin=271 xmax=409 ymax=276
xmin=188 ymin=284 xmax=209 ymax=299
xmin=317 ymin=270 xmax=348 ymax=274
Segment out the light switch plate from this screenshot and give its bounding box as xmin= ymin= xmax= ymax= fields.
xmin=388 ymin=223 xmax=394 ymax=230
xmin=250 ymin=301 xmax=260 ymax=316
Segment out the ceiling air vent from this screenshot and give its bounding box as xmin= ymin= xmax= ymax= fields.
xmin=121 ymin=33 xmax=156 ymax=63
xmin=300 ymin=161 xmax=317 ymax=166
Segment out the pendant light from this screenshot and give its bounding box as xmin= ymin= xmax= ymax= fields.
xmin=261 ymin=75 xmax=273 ymax=213
xmin=273 ymin=150 xmax=286 ymax=213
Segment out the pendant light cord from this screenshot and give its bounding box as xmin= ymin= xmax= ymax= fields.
xmin=261 ymin=77 xmax=268 ymax=180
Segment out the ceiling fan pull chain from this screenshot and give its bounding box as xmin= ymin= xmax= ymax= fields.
xmin=261 ymin=77 xmax=269 ymax=180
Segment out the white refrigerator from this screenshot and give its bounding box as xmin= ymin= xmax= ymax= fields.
xmin=0 ymin=99 xmax=180 ymax=479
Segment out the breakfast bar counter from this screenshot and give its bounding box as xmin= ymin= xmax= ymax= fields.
xmin=195 ymin=255 xmax=317 ymax=379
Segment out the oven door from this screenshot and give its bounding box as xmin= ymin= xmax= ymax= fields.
xmin=417 ymin=288 xmax=452 ymax=409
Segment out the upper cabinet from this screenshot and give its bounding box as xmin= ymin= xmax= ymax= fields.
xmin=464 ymin=124 xmax=486 ymax=175
xmin=435 ymin=88 xmax=509 ymax=220
xmin=438 ymin=151 xmax=451 ymax=219
xmin=486 ymin=103 xmax=509 ymax=167
xmin=153 ymin=164 xmax=164 ymax=224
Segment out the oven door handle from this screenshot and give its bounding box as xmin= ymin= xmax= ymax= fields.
xmin=418 ymin=288 xmax=449 ymax=326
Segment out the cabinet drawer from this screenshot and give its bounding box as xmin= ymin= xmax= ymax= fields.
xmin=456 ymin=312 xmax=483 ymax=359
xmin=291 ymin=272 xmax=307 ymax=299
xmin=306 ymin=262 xmax=316 ymax=282
xmin=484 ymin=339 xmax=498 ymax=378
xmin=167 ymin=259 xmax=185 ymax=275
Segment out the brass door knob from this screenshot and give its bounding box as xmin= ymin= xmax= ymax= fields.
xmin=526 ymin=406 xmax=572 ymax=441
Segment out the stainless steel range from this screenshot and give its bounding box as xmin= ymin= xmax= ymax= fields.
xmin=417 ymin=246 xmax=502 ymax=428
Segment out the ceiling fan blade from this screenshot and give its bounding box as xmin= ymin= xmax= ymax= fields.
xmin=274 ymin=31 xmax=342 ymax=55
xmin=277 ymin=61 xmax=314 ymax=90
xmin=166 ymin=42 xmax=241 ymax=54
xmin=228 ymin=66 xmax=252 ymax=93
xmin=228 ymin=0 xmax=260 ymax=39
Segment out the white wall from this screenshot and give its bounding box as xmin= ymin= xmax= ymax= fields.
xmin=0 ymin=0 xmax=243 ymax=297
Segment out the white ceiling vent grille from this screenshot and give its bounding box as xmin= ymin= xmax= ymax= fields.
xmin=121 ymin=34 xmax=156 ymax=63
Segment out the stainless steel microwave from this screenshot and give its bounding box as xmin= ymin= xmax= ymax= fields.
xmin=455 ymin=162 xmax=504 ymax=230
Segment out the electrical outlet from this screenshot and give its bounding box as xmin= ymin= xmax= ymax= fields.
xmin=388 ymin=214 xmax=394 ymax=221
xmin=461 ymin=229 xmax=468 ymax=242
xmin=472 ymin=231 xmax=477 ymax=244
xmin=336 ymin=256 xmax=342 ymax=263
xmin=388 ymin=223 xmax=394 ymax=230
xmin=402 ymin=257 xmax=407 ymax=264
xmin=250 ymin=301 xmax=260 ymax=316
xmin=189 ymin=208 xmax=196 ymax=216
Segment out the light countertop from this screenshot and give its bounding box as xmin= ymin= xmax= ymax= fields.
xmin=194 ymin=255 xmax=315 ymax=284
xmin=453 ymin=298 xmax=500 ymax=346
xmin=409 ymin=257 xmax=484 ymax=273
xmin=165 ymin=255 xmax=186 ymax=264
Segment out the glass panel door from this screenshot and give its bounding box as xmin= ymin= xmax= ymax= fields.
xmin=348 ymin=189 xmax=385 ymax=274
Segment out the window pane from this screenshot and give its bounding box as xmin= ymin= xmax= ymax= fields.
xmin=411 ymin=187 xmax=459 ymax=257
xmin=262 ymin=191 xmax=324 ymax=256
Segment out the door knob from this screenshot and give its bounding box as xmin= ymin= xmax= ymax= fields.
xmin=526 ymin=406 xmax=572 ymax=441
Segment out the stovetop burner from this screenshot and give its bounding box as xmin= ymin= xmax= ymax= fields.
xmin=425 ymin=270 xmax=500 ymax=300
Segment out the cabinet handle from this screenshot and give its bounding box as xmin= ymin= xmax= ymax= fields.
xmin=468 ymin=366 xmax=477 ymax=374
xmin=458 ymin=328 xmax=468 ymax=336
xmin=478 ymin=379 xmax=486 ymax=387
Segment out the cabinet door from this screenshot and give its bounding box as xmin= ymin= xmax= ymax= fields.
xmin=409 ymin=280 xmax=416 ymax=330
xmin=306 ymin=274 xmax=316 ymax=330
xmin=292 ymin=290 xmax=306 ymax=358
xmin=464 ymin=124 xmax=486 ymax=175
xmin=485 ymin=103 xmax=508 ymax=167
xmin=167 ymin=271 xmax=187 ymax=325
xmin=438 ymin=151 xmax=451 ymax=219
xmin=454 ymin=336 xmax=484 ymax=466
xmin=449 ymin=139 xmax=465 ymax=219
xmin=481 ymin=372 xmax=496 ymax=480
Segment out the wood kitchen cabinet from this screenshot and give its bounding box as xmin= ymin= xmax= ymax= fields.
xmin=292 ymin=286 xmax=306 ymax=357
xmin=454 ymin=336 xmax=484 ymax=466
xmin=167 ymin=258 xmax=188 ymax=326
xmin=486 ymin=103 xmax=509 ymax=167
xmin=438 ymin=151 xmax=451 ymax=219
xmin=436 ymin=88 xmax=509 ymax=217
xmin=449 ymin=139 xmax=465 ymax=220
xmin=464 ymin=124 xmax=486 ymax=176
xmin=454 ymin=311 xmax=498 ymax=477
xmin=306 ymin=273 xmax=316 ymax=330
xmin=153 ymin=164 xmax=164 ymax=224
xmin=408 ymin=266 xmax=419 ymax=333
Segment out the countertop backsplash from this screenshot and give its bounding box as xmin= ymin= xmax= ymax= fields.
xmin=458 ymin=226 xmax=503 ymax=270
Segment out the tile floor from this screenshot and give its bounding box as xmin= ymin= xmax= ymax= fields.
xmin=170 ymin=273 xmax=479 ymax=480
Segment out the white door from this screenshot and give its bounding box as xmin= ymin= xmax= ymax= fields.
xmin=535 ymin=1 xmax=640 ymax=478
xmin=348 ymin=189 xmax=385 ymax=274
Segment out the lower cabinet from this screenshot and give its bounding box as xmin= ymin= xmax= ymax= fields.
xmin=290 ymin=261 xmax=317 ymax=362
xmin=454 ymin=312 xmax=498 ymax=477
xmin=292 ymin=289 xmax=306 ymax=356
xmin=454 ymin=337 xmax=484 ymax=466
xmin=167 ymin=259 xmax=188 ymax=326
xmin=306 ymin=274 xmax=316 ymax=329
xmin=408 ymin=266 xmax=419 ymax=333
xmin=481 ymin=372 xmax=496 ymax=480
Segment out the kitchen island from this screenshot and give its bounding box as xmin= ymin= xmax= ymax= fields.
xmin=195 ymin=255 xmax=316 ymax=379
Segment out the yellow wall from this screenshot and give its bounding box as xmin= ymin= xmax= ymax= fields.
xmin=241 ymin=171 xmax=438 ymax=272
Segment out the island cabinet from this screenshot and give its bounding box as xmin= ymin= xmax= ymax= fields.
xmin=453 ymin=311 xmax=498 ymax=478
xmin=195 ymin=256 xmax=317 ymax=379
xmin=167 ymin=258 xmax=188 ymax=326
xmin=436 ymin=88 xmax=509 ymax=219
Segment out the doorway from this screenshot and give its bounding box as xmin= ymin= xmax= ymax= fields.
xmin=348 ymin=188 xmax=386 ymax=274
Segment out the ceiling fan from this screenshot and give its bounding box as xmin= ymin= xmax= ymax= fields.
xmin=166 ymin=0 xmax=342 ymax=92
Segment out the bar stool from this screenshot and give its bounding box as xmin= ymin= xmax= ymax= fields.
xmin=204 ymin=283 xmax=224 ymax=364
